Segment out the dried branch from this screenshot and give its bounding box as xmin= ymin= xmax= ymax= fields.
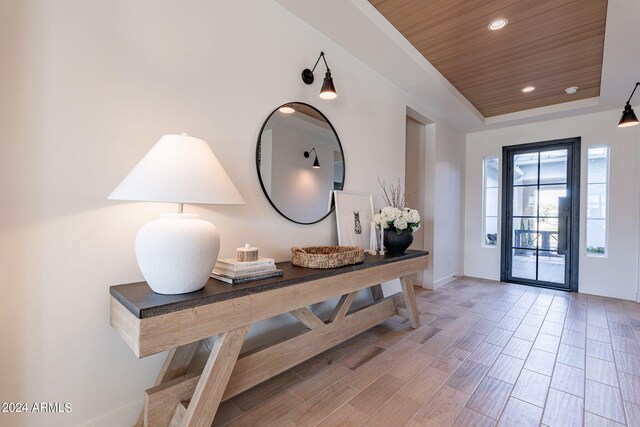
xmin=378 ymin=177 xmax=415 ymax=209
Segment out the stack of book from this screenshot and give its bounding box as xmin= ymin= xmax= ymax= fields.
xmin=211 ymin=257 xmax=283 ymax=285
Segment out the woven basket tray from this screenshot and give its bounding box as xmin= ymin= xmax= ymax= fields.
xmin=291 ymin=246 xmax=365 ymax=269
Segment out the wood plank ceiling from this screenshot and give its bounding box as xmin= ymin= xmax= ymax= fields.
xmin=369 ymin=0 xmax=608 ymax=117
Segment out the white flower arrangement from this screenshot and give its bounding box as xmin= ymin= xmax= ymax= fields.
xmin=373 ymin=178 xmax=421 ymax=234
xmin=374 ymin=207 xmax=421 ymax=233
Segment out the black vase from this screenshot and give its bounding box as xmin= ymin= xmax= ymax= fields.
xmin=384 ymin=229 xmax=414 ymax=254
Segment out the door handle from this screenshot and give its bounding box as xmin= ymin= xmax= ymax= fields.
xmin=557 ymin=197 xmax=569 ymax=255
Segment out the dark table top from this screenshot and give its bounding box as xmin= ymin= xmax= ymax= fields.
xmin=110 ymin=250 xmax=429 ymax=319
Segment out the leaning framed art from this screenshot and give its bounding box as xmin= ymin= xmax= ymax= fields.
xmin=334 ymin=190 xmax=375 ymax=250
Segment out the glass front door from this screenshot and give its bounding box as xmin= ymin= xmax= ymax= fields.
xmin=501 ymin=138 xmax=580 ymax=291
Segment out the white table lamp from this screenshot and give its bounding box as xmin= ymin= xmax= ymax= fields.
xmin=109 ymin=134 xmax=245 ymax=294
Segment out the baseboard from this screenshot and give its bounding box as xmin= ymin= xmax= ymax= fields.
xmin=76 ymin=400 xmax=142 ymax=427
xmin=424 ymin=273 xmax=461 ymax=289
xmin=576 ymin=287 xmax=637 ymax=302
xmin=463 ymin=269 xmax=500 ymax=281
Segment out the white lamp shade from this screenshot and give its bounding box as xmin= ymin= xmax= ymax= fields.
xmin=108 ymin=134 xmax=245 ymax=205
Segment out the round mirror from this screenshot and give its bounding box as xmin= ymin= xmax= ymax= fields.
xmin=257 ymin=102 xmax=345 ymax=224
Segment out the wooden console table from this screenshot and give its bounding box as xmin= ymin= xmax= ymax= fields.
xmin=110 ymin=250 xmax=428 ymax=427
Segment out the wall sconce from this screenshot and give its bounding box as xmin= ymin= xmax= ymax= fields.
xmin=618 ymin=82 xmax=639 ymax=127
xmin=304 ymin=148 xmax=320 ymax=168
xmin=301 ymin=52 xmax=337 ymax=100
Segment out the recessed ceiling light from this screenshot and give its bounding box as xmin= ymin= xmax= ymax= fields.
xmin=565 ymin=86 xmax=579 ymax=94
xmin=488 ymin=18 xmax=508 ymax=31
xmin=522 ymin=86 xmax=536 ymax=93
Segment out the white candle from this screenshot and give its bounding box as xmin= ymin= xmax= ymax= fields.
xmin=369 ymin=221 xmax=377 ymax=255
xmin=380 ymin=225 xmax=385 ymax=255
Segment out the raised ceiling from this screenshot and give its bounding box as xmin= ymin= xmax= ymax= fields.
xmin=369 ymin=0 xmax=608 ymax=117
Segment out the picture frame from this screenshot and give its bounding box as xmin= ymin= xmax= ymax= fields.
xmin=334 ymin=190 xmax=375 ymax=250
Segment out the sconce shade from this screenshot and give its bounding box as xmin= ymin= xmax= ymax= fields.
xmin=313 ymin=156 xmax=320 ymax=168
xmin=618 ymin=104 xmax=639 ymax=127
xmin=108 ymin=134 xmax=245 ymax=205
xmin=320 ymin=71 xmax=337 ymax=99
xmin=618 ymin=82 xmax=640 ymax=128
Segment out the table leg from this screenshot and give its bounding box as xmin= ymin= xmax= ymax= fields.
xmin=135 ymin=341 xmax=199 ymax=427
xmin=179 ymin=325 xmax=249 ymax=427
xmin=370 ymin=284 xmax=384 ymax=301
xmin=329 ymin=292 xmax=357 ymax=322
xmin=400 ymin=276 xmax=421 ymax=328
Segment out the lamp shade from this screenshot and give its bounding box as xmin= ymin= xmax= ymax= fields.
xmin=618 ymin=104 xmax=639 ymax=128
xmin=319 ymin=71 xmax=337 ymax=100
xmin=108 ymin=134 xmax=245 ymax=205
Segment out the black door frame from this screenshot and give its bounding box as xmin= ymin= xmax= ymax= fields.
xmin=500 ymin=137 xmax=581 ymax=292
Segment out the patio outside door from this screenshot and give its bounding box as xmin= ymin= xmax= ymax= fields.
xmin=501 ymin=138 xmax=580 ymax=291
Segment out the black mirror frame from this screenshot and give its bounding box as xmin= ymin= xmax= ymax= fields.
xmin=256 ymin=102 xmax=345 ymax=225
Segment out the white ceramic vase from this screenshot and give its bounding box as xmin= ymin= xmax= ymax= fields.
xmin=135 ymin=213 xmax=220 ymax=294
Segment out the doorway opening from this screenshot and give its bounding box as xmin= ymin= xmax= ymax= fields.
xmin=501 ymin=138 xmax=581 ymax=291
xmin=405 ymin=108 xmax=434 ymax=287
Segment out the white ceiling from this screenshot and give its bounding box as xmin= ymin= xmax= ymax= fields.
xmin=276 ymin=0 xmax=640 ymax=132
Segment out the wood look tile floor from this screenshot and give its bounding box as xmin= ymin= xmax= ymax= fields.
xmin=212 ymin=277 xmax=640 ymax=426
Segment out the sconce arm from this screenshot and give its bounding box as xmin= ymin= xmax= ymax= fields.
xmin=626 ymin=82 xmax=640 ymax=105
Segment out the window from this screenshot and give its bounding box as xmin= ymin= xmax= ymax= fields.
xmin=586 ymin=146 xmax=609 ymax=256
xmin=483 ymin=156 xmax=499 ymax=246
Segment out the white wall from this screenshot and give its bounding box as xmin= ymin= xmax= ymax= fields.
xmin=403 ymin=117 xmax=466 ymax=289
xmin=406 ymin=116 xmax=426 ymax=251
xmin=405 ymin=116 xmax=465 ymax=289
xmin=0 ymin=1 xmax=467 ymax=426
xmin=422 ymin=123 xmax=436 ymax=286
xmin=432 ymin=123 xmax=466 ymax=287
xmin=465 ymin=108 xmax=640 ymax=301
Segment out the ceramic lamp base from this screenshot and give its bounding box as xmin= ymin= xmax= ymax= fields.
xmin=135 ymin=213 xmax=220 ymax=294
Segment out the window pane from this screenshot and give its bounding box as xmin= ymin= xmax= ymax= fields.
xmin=539 ymin=149 xmax=567 ymax=184
xmin=485 ymin=157 xmax=499 ymax=187
xmin=485 ymin=217 xmax=498 ymax=246
xmin=483 ymin=156 xmax=499 ymax=247
xmin=512 ymin=218 xmax=537 ymax=249
xmin=514 ymin=153 xmax=538 ymax=185
xmin=538 ymin=185 xmax=566 ymax=217
xmin=512 ymin=249 xmax=536 ymax=280
xmin=586 ymin=147 xmax=608 ymax=256
xmin=588 ymin=147 xmax=608 ymax=183
xmin=486 ymin=187 xmax=498 ymax=217
xmin=538 ymin=218 xmax=559 ymax=251
xmin=586 ymin=219 xmax=606 ymax=254
xmin=538 ymin=251 xmax=565 ymax=283
xmin=587 ymin=183 xmax=607 ymax=219
xmin=513 ymin=186 xmax=537 ymax=216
